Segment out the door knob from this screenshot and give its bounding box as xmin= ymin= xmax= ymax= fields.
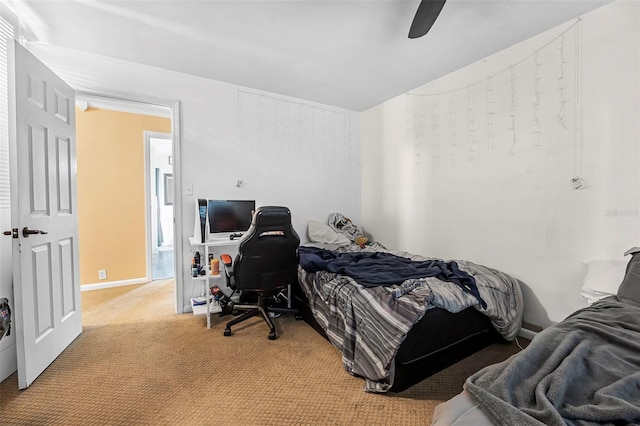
xmin=22 ymin=227 xmax=47 ymax=238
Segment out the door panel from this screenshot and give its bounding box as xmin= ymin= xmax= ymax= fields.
xmin=32 ymin=243 xmax=53 ymax=337
xmin=56 ymin=135 xmax=72 ymax=213
xmin=9 ymin=40 xmax=81 ymax=389
xmin=58 ymin=238 xmax=76 ymax=319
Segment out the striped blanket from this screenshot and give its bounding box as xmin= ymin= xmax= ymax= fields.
xmin=297 ymin=243 xmax=524 ymax=392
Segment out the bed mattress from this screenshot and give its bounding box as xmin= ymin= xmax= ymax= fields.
xmin=294 ymin=286 xmax=501 ymax=392
xmin=295 ymin=242 xmax=522 ymax=392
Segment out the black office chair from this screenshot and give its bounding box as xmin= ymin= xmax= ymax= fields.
xmin=220 ymin=206 xmax=300 ymax=340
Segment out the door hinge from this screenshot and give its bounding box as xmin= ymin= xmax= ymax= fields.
xmin=3 ymin=228 xmax=19 ymax=239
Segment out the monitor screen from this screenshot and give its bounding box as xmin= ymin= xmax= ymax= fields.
xmin=207 ymin=200 xmax=255 ymax=234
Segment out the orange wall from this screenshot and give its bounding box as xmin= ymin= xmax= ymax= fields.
xmin=76 ymin=107 xmax=171 ymax=285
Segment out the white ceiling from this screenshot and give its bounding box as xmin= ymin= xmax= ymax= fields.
xmin=13 ymin=0 xmax=611 ymax=111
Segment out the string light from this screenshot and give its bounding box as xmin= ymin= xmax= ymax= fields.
xmin=405 ymin=95 xmax=412 ymax=149
xmin=433 ymin=96 xmax=440 ymax=166
xmin=449 ymin=92 xmax=457 ymax=168
xmin=236 ymin=89 xmax=243 ymax=179
xmin=408 ymin=20 xmax=579 ymax=99
xmin=346 ymin=114 xmax=353 ymax=165
xmin=509 ymin=67 xmax=517 ymax=156
xmin=331 ymin=111 xmax=336 ymax=163
xmin=558 ymin=33 xmax=568 ymax=129
xmin=405 ymin=19 xmax=579 ymax=165
xmin=574 ymin=18 xmax=583 ymax=177
xmin=239 ymin=90 xmax=351 ymax=164
xmin=286 ymin=102 xmax=290 ymax=154
xmin=258 ymin=95 xmax=265 ymax=153
xmin=273 ymin=98 xmax=278 ymax=156
xmin=299 ymin=103 xmax=304 ymax=158
xmin=467 ymin=86 xmax=476 ymax=163
xmin=487 ymin=76 xmax=495 ymax=150
xmin=533 ymin=50 xmax=543 ymax=146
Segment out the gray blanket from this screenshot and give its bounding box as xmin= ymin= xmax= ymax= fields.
xmin=465 ymin=297 xmax=640 ymax=426
xmin=298 ymin=242 xmax=524 ymax=392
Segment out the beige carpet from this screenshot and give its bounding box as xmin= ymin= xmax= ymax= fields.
xmin=0 ymin=280 xmax=523 ymax=425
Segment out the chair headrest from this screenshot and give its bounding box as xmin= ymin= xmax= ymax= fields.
xmin=251 ymin=206 xmax=292 ymax=228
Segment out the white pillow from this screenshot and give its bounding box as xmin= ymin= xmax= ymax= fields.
xmin=580 ymin=288 xmax=615 ymax=305
xmin=581 ymin=259 xmax=627 ymax=302
xmin=307 ymin=220 xmax=351 ymax=246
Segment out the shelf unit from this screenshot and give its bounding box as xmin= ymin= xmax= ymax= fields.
xmin=189 ymin=237 xmax=240 ymax=328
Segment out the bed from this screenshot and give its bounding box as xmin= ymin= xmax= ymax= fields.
xmin=432 ymin=248 xmax=640 ymax=425
xmin=293 ymin=218 xmax=524 ymax=393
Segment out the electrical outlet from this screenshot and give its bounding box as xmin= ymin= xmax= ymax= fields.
xmin=98 ymin=269 xmax=107 ymax=280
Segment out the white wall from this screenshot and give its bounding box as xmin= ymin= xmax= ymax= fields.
xmin=26 ymin=43 xmax=360 ymax=312
xmin=361 ymin=0 xmax=639 ymax=328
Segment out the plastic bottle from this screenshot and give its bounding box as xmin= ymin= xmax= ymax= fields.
xmin=191 ymin=257 xmax=198 ymax=277
xmin=210 ymin=258 xmax=220 ymax=275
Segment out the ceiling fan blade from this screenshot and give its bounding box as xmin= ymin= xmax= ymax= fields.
xmin=408 ymin=0 xmax=447 ymax=39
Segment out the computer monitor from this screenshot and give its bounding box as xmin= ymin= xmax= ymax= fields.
xmin=207 ymin=200 xmax=255 ymax=237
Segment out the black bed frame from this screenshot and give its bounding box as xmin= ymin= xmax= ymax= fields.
xmin=293 ymin=284 xmax=502 ymax=392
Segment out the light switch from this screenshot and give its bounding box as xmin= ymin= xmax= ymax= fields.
xmin=185 ymin=182 xmax=193 ymax=196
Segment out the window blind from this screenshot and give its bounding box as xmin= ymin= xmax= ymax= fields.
xmin=0 ymin=16 xmax=14 ymax=209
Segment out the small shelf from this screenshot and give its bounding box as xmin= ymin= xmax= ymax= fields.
xmin=191 ymin=296 xmax=222 ymax=316
xmin=190 ymin=275 xmax=208 ymax=281
xmin=189 ymin=237 xmax=236 ymax=329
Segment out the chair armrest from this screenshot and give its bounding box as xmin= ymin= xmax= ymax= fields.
xmin=220 ymin=254 xmax=233 ymax=269
xmin=220 ymin=254 xmax=234 ymax=278
xmin=220 ymin=254 xmax=235 ymax=289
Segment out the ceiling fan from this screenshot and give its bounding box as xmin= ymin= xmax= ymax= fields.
xmin=408 ymin=0 xmax=447 ymax=39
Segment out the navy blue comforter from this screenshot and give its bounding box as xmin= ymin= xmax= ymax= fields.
xmin=299 ymin=246 xmax=486 ymax=309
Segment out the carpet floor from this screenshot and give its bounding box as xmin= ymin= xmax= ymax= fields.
xmin=0 ymin=279 xmax=524 ymax=425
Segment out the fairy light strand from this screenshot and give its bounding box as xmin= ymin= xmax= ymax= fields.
xmin=346 ymin=114 xmax=353 ymax=165
xmin=487 ymin=76 xmax=495 ymax=150
xmin=273 ymin=99 xmax=278 ymax=156
xmin=433 ymin=96 xmax=440 ymax=166
xmin=405 ymin=95 xmax=412 ymax=149
xmin=467 ymin=86 xmax=476 ymax=163
xmin=407 ymin=19 xmax=579 ymax=99
xmin=533 ymin=50 xmax=543 ymax=146
xmin=574 ymin=18 xmax=583 ymax=176
xmin=558 ymin=33 xmax=568 ymax=129
xmin=286 ymin=102 xmax=291 ymax=155
xmin=509 ymin=66 xmax=517 ymax=156
xmin=449 ymin=92 xmax=457 ymax=168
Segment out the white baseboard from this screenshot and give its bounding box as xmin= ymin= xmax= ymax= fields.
xmin=0 ymin=342 xmax=17 ymax=383
xmin=518 ymin=327 xmax=538 ymax=340
xmin=81 ymin=277 xmax=149 ymax=291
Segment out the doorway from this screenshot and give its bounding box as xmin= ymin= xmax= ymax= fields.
xmin=75 ymin=93 xmax=180 ymax=295
xmin=146 ymin=132 xmax=174 ymax=281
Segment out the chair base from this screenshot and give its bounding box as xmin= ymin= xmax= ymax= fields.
xmin=224 ymin=294 xmax=278 ymax=340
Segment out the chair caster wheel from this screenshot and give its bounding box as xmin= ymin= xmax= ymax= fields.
xmin=268 ymin=332 xmax=276 ymax=340
xmin=224 ymin=329 xmax=232 ymax=336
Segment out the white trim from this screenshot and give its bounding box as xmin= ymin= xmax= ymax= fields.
xmin=76 ymin=94 xmax=172 ymax=118
xmin=171 ymin=100 xmax=183 ymax=314
xmin=518 ymin=327 xmax=539 ymax=341
xmin=0 ymin=342 xmax=17 ymax=382
xmin=81 ymin=277 xmax=149 ymax=292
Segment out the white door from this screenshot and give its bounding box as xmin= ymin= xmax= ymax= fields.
xmin=7 ymin=40 xmax=81 ymax=389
